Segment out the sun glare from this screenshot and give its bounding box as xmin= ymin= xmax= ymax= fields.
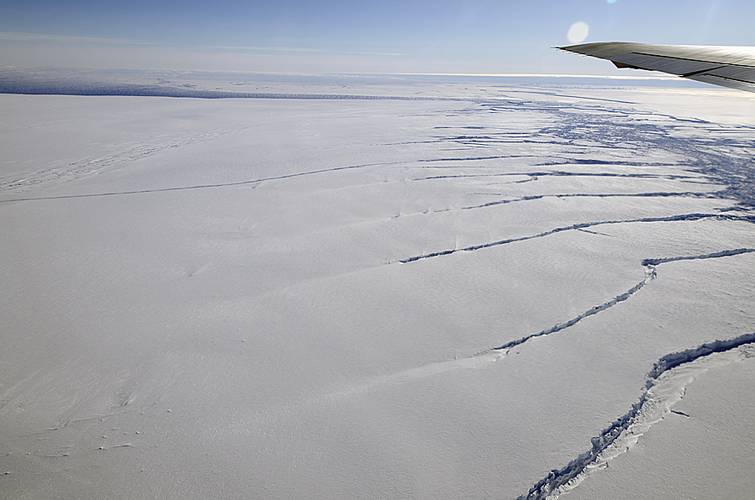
xmin=567 ymin=21 xmax=590 ymax=44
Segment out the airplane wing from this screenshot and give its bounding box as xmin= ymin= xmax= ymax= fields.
xmin=560 ymin=42 xmax=755 ymax=93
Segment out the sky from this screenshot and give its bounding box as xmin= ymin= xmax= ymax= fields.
xmin=0 ymin=0 xmax=753 ymax=75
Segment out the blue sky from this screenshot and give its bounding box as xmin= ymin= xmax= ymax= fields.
xmin=0 ymin=0 xmax=753 ymax=74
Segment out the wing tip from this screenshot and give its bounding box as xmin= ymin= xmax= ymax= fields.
xmin=555 ymin=43 xmax=600 ymax=56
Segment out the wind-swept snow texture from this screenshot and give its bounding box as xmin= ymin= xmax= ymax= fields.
xmin=1 ymin=79 xmax=754 ymax=499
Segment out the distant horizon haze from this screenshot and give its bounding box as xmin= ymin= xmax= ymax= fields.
xmin=1 ymin=1 xmax=753 ymax=75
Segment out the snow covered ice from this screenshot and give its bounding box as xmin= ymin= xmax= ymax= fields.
xmin=1 ymin=78 xmax=754 ymax=499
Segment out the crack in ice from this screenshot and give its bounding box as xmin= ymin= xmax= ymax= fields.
xmin=491 ymin=248 xmax=754 ymax=353
xmin=520 ymin=332 xmax=755 ymax=500
xmin=399 ymin=213 xmax=754 ymax=263
xmin=0 ymin=160 xmax=405 ymax=203
xmin=332 ymin=249 xmax=754 ymax=397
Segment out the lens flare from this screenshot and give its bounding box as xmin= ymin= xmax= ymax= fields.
xmin=567 ymin=21 xmax=590 ymax=44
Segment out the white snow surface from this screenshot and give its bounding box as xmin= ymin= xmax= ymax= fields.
xmin=1 ymin=81 xmax=754 ymax=499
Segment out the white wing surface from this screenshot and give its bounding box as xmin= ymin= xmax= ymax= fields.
xmin=561 ymin=42 xmax=755 ymax=92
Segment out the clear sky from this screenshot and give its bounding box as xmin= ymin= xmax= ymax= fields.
xmin=1 ymin=0 xmax=753 ymax=74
